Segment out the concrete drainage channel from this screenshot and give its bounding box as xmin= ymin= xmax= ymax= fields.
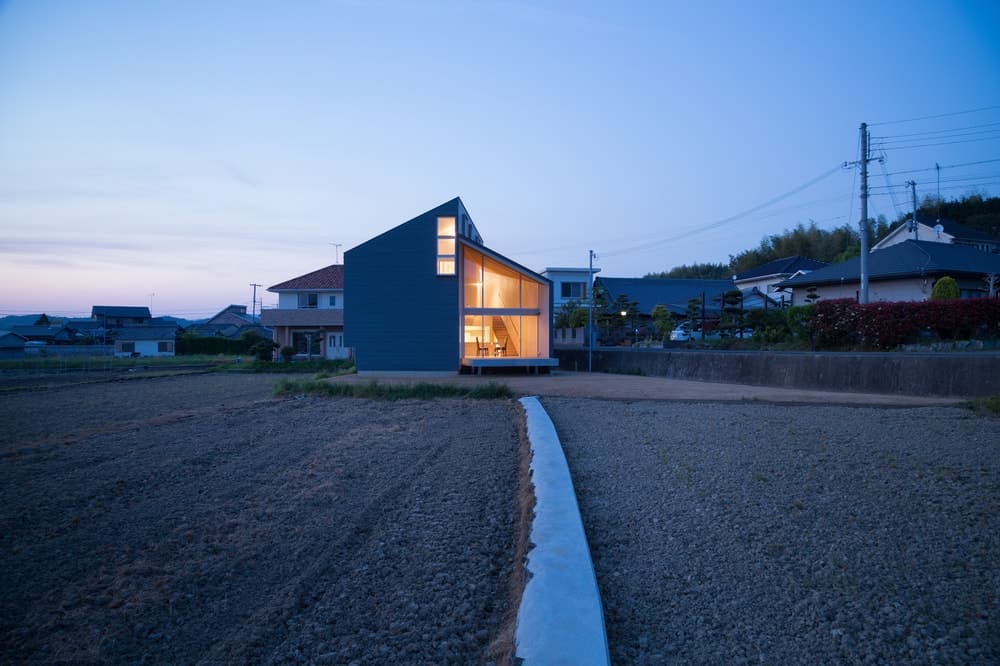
xmin=514 ymin=397 xmax=610 ymax=665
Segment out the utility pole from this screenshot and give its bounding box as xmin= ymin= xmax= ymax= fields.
xmin=250 ymin=283 xmax=262 ymax=320
xmin=330 ymin=243 xmax=343 ymax=264
xmin=587 ymin=250 xmax=593 ymax=372
xmin=907 ymin=180 xmax=918 ymax=240
xmin=844 ymin=123 xmax=877 ymax=303
xmin=859 ymin=123 xmax=871 ymax=304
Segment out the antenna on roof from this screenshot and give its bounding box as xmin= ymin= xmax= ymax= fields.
xmin=330 ymin=243 xmax=343 ymax=264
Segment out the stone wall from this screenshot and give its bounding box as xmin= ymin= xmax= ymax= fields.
xmin=556 ymin=348 xmax=1000 ymax=397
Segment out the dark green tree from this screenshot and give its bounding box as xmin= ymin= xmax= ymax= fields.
xmin=650 ymin=304 xmax=675 ymax=342
xmin=644 ymin=262 xmax=731 ymax=279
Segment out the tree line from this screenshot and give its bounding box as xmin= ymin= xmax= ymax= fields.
xmin=644 ymin=194 xmax=999 ymax=279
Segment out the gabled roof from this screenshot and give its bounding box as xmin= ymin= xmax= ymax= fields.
xmin=777 ymin=240 xmax=1000 ymax=288
xmin=10 ymin=325 xmax=69 ymax=340
xmin=91 ymin=305 xmax=151 ymax=319
xmin=268 ymin=265 xmax=344 ymax=291
xmin=114 ymin=327 xmax=179 ymax=341
xmin=204 ymin=305 xmax=255 ymax=326
xmin=596 ymin=277 xmax=733 ymax=315
xmin=874 ymin=216 xmax=1000 ymax=250
xmin=67 ymin=318 xmax=104 ymax=330
xmin=735 ymin=256 xmax=828 ymax=281
xmin=926 ymin=217 xmax=999 ymax=243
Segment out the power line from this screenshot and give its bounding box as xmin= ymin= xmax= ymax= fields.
xmin=869 ymin=181 xmax=1000 ymax=197
xmin=601 ymin=164 xmax=844 ymax=258
xmin=873 ymin=128 xmax=1000 ymax=145
xmin=868 ymin=105 xmax=1000 ymax=126
xmin=870 ymin=135 xmax=1000 ymax=150
xmin=879 ymin=157 xmax=1000 ymax=178
xmin=869 ymin=173 xmax=1000 ymax=191
xmin=871 ymin=120 xmax=1000 ymax=140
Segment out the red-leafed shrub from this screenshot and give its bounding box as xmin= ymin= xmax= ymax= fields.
xmin=810 ymin=297 xmax=1000 ymax=350
xmin=810 ymin=299 xmax=861 ymax=347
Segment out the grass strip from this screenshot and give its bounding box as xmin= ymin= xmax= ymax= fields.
xmin=965 ymin=394 xmax=1000 ymax=416
xmin=273 ymin=379 xmax=513 ymax=400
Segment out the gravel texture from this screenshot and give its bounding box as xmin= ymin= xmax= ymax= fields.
xmin=543 ymin=398 xmax=1000 ymax=665
xmin=1 ymin=373 xmax=520 ymax=664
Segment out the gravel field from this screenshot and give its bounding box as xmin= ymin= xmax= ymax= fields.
xmin=544 ymin=398 xmax=1000 ymax=665
xmin=1 ymin=373 xmax=520 ymax=664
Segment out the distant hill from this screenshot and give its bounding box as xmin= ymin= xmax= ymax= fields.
xmin=0 ymin=314 xmax=66 ymax=328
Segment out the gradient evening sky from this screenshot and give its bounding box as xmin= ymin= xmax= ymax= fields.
xmin=2 ymin=0 xmax=999 ymax=318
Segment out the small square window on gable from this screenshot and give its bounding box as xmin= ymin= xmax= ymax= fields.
xmin=437 ymin=216 xmax=456 ymax=275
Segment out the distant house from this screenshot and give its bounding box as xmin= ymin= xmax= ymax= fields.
xmin=66 ymin=318 xmax=106 ymax=341
xmin=541 ymin=266 xmax=601 ymax=315
xmin=733 ymin=256 xmax=828 ymax=300
xmin=261 ymin=265 xmax=349 ymax=359
xmin=91 ymin=306 xmax=152 ymax=329
xmin=345 ymin=197 xmax=556 ymax=374
xmin=873 ymin=217 xmax=1000 ymax=254
xmin=596 ymin=277 xmax=779 ymax=319
xmin=775 ymin=240 xmax=1000 ymax=304
xmin=0 ymin=330 xmax=27 ymax=355
xmin=10 ymin=325 xmax=76 ymax=344
xmin=186 ymin=305 xmax=271 ymax=340
xmin=113 ymin=327 xmax=178 ymax=357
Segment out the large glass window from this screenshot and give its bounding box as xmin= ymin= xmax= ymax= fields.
xmin=460 ymin=246 xmax=549 ymax=358
xmin=297 ymin=293 xmax=318 ymax=309
xmin=464 ymin=255 xmax=483 ymax=307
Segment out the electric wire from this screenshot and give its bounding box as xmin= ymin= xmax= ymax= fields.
xmin=600 ymin=164 xmax=844 ymax=258
xmin=869 ymin=136 xmax=1000 ymax=151
xmin=868 ymin=105 xmax=1000 ymax=126
xmin=872 ymin=121 xmax=1000 ymax=139
xmin=878 ymin=155 xmax=904 ymax=217
xmin=879 ymin=157 xmax=1000 ymax=178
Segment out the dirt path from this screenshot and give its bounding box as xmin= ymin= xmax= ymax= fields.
xmin=331 ymin=370 xmax=962 ymax=406
xmin=1 ymin=374 xmax=520 ymax=664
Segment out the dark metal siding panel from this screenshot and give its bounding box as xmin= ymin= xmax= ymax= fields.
xmin=345 ymin=207 xmax=460 ymax=372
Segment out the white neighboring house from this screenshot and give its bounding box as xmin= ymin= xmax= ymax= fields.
xmin=873 ymin=217 xmax=1000 ymax=254
xmin=114 ymin=327 xmax=177 ymax=357
xmin=541 ymin=267 xmax=601 ymax=348
xmin=775 ymin=240 xmax=1000 ymax=305
xmin=260 ymin=264 xmax=351 ymax=360
xmin=733 ymin=255 xmax=828 ymax=299
xmin=541 ymin=266 xmax=601 ymax=315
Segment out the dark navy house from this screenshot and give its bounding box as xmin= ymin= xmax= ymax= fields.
xmin=344 ymin=197 xmax=557 ymax=374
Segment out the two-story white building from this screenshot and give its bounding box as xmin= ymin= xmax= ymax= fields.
xmin=540 ymin=266 xmax=601 ymax=314
xmin=260 ymin=264 xmax=351 ymax=359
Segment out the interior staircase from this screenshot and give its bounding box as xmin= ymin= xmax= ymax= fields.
xmin=491 ymin=316 xmax=517 ymax=356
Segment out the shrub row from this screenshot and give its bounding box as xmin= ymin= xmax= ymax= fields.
xmin=176 ymin=332 xmax=276 ymax=359
xmin=811 ymin=298 xmax=1000 ymax=350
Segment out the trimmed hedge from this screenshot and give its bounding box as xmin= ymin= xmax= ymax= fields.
xmin=176 ymin=332 xmax=275 ymax=357
xmin=811 ymin=298 xmax=1000 ymax=350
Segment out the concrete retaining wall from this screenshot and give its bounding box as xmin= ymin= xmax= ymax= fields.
xmin=556 ymin=349 xmax=1000 ymax=397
